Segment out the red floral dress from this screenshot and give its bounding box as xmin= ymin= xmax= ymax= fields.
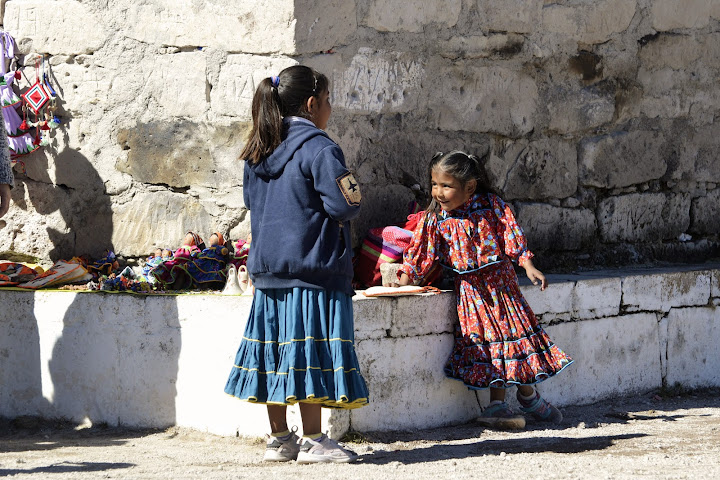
xmin=399 ymin=193 xmax=572 ymax=389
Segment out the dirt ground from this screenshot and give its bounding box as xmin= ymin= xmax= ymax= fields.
xmin=1 ymin=388 xmax=719 ymax=480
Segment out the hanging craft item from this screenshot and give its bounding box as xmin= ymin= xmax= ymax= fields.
xmin=21 ymin=58 xmax=55 ymax=148
xmin=21 ymin=75 xmax=50 ymax=114
xmin=0 ymin=31 xmax=39 ymax=160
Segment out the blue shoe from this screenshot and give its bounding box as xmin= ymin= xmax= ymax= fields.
xmin=477 ymin=401 xmax=526 ymax=430
xmin=518 ymin=392 xmax=563 ymax=424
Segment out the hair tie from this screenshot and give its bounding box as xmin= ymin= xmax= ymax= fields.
xmin=271 ymin=76 xmax=280 ymax=88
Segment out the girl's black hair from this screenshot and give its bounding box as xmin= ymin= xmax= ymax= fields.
xmin=426 ymin=150 xmax=494 ymax=213
xmin=240 ymin=65 xmax=329 ymax=164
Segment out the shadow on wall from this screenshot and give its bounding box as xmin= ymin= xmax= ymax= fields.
xmin=4 ymin=145 xmax=182 ymax=427
xmin=47 ymin=294 xmax=181 ymax=428
xmin=13 ymin=136 xmax=113 ymax=261
xmin=0 ymin=291 xmax=182 ymax=428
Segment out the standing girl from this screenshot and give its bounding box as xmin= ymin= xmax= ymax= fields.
xmin=224 ymin=65 xmax=368 ymax=463
xmin=394 ymin=151 xmax=572 ymax=430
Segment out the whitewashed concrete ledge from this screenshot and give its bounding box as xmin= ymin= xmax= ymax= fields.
xmin=1 ymin=264 xmax=718 ymax=439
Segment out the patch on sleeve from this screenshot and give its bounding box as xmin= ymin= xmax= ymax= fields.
xmin=336 ymin=172 xmax=362 ymax=206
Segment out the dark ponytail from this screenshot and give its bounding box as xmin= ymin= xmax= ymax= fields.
xmin=426 ymin=150 xmax=494 ymax=213
xmin=240 ymin=65 xmax=329 ymax=164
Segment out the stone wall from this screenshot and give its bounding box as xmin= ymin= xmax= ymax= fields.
xmin=0 ymin=0 xmax=719 ymax=269
xmin=1 ymin=264 xmax=718 ymax=437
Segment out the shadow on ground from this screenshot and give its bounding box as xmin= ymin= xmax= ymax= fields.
xmin=0 ymin=461 xmax=135 ymax=476
xmin=358 ymin=433 xmax=647 ymax=465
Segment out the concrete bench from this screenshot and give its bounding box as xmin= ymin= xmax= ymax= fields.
xmin=1 ymin=263 xmax=718 ymax=438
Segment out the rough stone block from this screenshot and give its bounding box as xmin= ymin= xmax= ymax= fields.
xmin=670 ymin=124 xmax=720 ymax=183
xmin=350 ymin=335 xmax=478 ymax=432
xmin=579 ymin=131 xmax=668 ymax=189
xmin=547 ymin=85 xmax=615 ymax=135
xmin=690 ymin=189 xmax=720 ymax=236
xmin=545 ymin=314 xmax=662 ymax=405
xmin=542 ymin=0 xmax=637 ymax=45
xmin=2 ymin=179 xmax=113 ymax=261
xmin=294 ymin=0 xmax=357 ymax=54
xmin=439 ymin=34 xmax=525 ymax=59
xmin=117 ymin=120 xmax=246 ymax=189
xmin=520 ymin=280 xmax=574 ymax=316
xmin=486 ymin=138 xmax=578 ymax=200
xmin=639 ymin=34 xmax=709 ymax=72
xmin=210 ymin=55 xmax=298 ymax=118
xmin=5 ymin=0 xmax=107 ymax=55
xmin=651 ymin=0 xmax=713 ymax=31
xmin=122 ymin=0 xmax=355 ymax=54
xmin=712 ymin=270 xmax=720 ymax=298
xmin=514 ymin=204 xmax=596 ymax=251
xmin=572 ymin=277 xmax=622 ymax=318
xmin=636 ymin=34 xmax=720 ymax=120
xmin=48 ymin=63 xmax=112 ymax=113
xmin=622 ymin=270 xmax=712 ymax=313
xmin=111 ymin=191 xmax=214 ymax=257
xmin=364 ymin=0 xmax=461 ymax=33
xmin=598 ymin=193 xmax=691 ymax=243
xmin=390 ymin=292 xmax=457 ymax=337
xmin=331 ymin=48 xmax=424 ymax=114
xmin=476 ymin=0 xmax=542 ymax=34
xmin=665 ymin=306 xmax=720 ymax=388
xmin=122 ymin=0 xmax=295 ymax=53
xmin=428 ymin=66 xmax=537 ymax=137
xmin=352 ymin=295 xmax=394 ymax=341
xmin=137 ymin=53 xmax=207 ymax=118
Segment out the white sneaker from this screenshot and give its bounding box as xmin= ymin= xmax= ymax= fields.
xmin=296 ymin=434 xmax=358 ymax=464
xmin=263 ymin=429 xmax=301 ymax=462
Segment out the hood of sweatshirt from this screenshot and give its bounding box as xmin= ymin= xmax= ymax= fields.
xmin=247 ymin=117 xmax=328 ymax=179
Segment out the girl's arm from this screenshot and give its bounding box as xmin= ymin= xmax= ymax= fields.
xmin=522 ymin=258 xmax=547 ymax=291
xmin=310 ymin=144 xmax=361 ymax=222
xmin=491 ymin=194 xmax=534 ymax=266
xmin=388 ymin=212 xmax=440 ymax=287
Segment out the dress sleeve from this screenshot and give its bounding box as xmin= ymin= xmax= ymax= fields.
xmin=398 ymin=212 xmax=441 ymax=284
xmin=491 ymin=194 xmax=534 ymax=267
xmin=309 ymin=144 xmax=361 ymax=222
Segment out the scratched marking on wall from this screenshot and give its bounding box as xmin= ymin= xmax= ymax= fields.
xmin=333 ymin=48 xmax=424 ymax=112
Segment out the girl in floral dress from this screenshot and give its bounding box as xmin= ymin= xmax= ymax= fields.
xmin=394 ymin=151 xmax=572 ymax=430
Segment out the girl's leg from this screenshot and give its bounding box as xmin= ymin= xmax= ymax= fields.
xmin=490 ymin=387 xmax=507 ymax=402
xmin=267 ymin=405 xmax=288 ymax=434
xmin=299 ymin=402 xmax=322 ymax=436
xmin=264 ymin=405 xmax=300 ymax=463
xmin=517 ymin=385 xmax=535 ymax=397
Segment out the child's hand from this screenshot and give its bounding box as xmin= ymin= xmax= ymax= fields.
xmin=384 ymin=272 xmax=411 ymax=288
xmin=523 ymin=260 xmax=547 ymax=291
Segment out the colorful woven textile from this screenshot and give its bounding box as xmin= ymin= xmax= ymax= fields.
xmin=354 ymin=202 xmax=440 ymax=287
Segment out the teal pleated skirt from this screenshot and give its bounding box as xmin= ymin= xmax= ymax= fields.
xmin=224 ymin=287 xmax=369 ymax=409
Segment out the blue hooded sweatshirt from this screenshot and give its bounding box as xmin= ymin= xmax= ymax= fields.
xmin=243 ymin=117 xmax=361 ymax=295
